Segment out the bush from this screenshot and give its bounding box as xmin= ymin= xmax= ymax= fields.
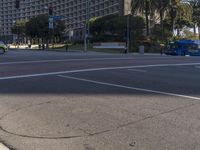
xmin=90 ymin=15 xmax=145 ymax=43
xmin=151 ymin=24 xmax=173 ymax=42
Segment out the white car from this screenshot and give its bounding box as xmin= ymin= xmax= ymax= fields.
xmin=0 ymin=41 xmax=8 ymax=54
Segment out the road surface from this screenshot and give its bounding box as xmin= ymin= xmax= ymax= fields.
xmin=0 ymin=50 xmax=200 ymax=150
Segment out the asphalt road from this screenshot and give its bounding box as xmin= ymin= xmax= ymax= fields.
xmin=0 ymin=50 xmax=200 ymax=150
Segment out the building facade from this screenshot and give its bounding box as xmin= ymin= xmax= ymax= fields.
xmin=0 ymin=0 xmax=131 ymax=42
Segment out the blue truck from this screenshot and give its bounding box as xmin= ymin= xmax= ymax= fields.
xmin=165 ymin=40 xmax=200 ymax=56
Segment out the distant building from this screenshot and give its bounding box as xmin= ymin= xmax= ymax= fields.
xmin=0 ymin=0 xmax=131 ymax=42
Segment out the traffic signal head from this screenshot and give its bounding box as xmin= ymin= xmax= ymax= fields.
xmin=15 ymin=0 xmax=20 ymax=9
xmin=49 ymin=6 xmax=53 ymax=16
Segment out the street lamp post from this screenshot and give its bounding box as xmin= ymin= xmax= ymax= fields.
xmin=84 ymin=0 xmax=90 ymax=52
xmin=44 ymin=6 xmax=49 ymax=49
xmin=13 ymin=20 xmax=19 ymax=48
xmin=127 ymin=14 xmax=130 ymax=53
xmin=84 ymin=24 xmax=87 ymax=52
xmin=127 ymin=11 xmax=132 ymax=54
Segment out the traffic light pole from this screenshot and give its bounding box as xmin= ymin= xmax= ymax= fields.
xmin=15 ymin=0 xmax=20 ymax=9
xmin=84 ymin=0 xmax=90 ymax=52
xmin=127 ymin=14 xmax=130 ymax=54
xmin=15 ymin=0 xmax=20 ymax=47
xmin=48 ymin=5 xmax=54 ymax=50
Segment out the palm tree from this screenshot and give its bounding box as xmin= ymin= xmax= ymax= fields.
xmin=149 ymin=0 xmax=190 ymax=37
xmin=153 ymin=0 xmax=170 ymax=40
xmin=168 ymin=0 xmax=181 ymax=34
xmin=132 ymin=0 xmax=194 ymax=38
xmin=132 ymin=0 xmax=156 ymax=36
xmin=175 ymin=2 xmax=193 ymax=36
xmin=166 ymin=0 xmax=192 ymax=35
xmin=189 ymin=0 xmax=200 ymax=39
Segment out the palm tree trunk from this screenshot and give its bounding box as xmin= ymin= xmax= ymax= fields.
xmin=193 ymin=24 xmax=196 ymax=34
xmin=160 ymin=10 xmax=164 ymax=41
xmin=198 ymin=26 xmax=200 ymax=40
xmin=145 ymin=12 xmax=149 ymax=36
xmin=171 ymin=18 xmax=175 ymax=35
xmin=177 ymin=28 xmax=180 ymax=36
xmin=145 ymin=0 xmax=150 ymax=36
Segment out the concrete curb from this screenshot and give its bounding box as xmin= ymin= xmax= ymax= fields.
xmin=9 ymin=48 xmax=87 ymax=53
xmin=9 ymin=48 xmax=164 ymax=55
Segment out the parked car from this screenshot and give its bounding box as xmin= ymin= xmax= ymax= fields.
xmin=0 ymin=41 xmax=8 ymax=54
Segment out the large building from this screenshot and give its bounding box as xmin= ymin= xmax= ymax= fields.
xmin=0 ymin=0 xmax=131 ymax=42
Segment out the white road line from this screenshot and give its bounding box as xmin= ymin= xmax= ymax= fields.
xmin=58 ymin=75 xmax=200 ymax=101
xmin=0 ymin=143 xmax=10 ymax=150
xmin=0 ymin=63 xmax=200 ymax=80
xmin=0 ymin=57 xmax=139 ymax=65
xmin=0 ymin=56 xmax=181 ymax=65
xmin=195 ymin=66 xmax=200 ymax=69
xmin=128 ymin=69 xmax=147 ymax=72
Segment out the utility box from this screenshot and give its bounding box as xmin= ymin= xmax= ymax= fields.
xmin=139 ymin=45 xmax=145 ymax=54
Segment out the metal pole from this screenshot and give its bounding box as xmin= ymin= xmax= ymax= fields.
xmin=87 ymin=0 xmax=90 ymax=49
xmin=84 ymin=0 xmax=89 ymax=52
xmin=127 ymin=14 xmax=130 ymax=53
xmin=84 ymin=24 xmax=87 ymax=52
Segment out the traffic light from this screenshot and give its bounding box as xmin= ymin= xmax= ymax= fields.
xmin=49 ymin=6 xmax=53 ymax=16
xmin=15 ymin=0 xmax=20 ymax=9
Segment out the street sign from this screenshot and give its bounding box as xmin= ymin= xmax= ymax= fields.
xmin=53 ymin=16 xmax=63 ymax=21
xmin=49 ymin=17 xmax=54 ymax=29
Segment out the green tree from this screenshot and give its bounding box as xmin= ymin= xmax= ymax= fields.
xmin=189 ymin=0 xmax=200 ymax=39
xmin=25 ymin=15 xmax=49 ymax=39
xmin=161 ymin=0 xmax=193 ymax=36
xmin=175 ymin=2 xmax=193 ymax=36
xmin=151 ymin=24 xmax=173 ymax=42
xmin=90 ymin=15 xmax=145 ymax=45
xmin=11 ymin=19 xmax=27 ymax=44
xmin=131 ymin=0 xmax=156 ymax=36
xmin=25 ymin=14 xmax=66 ymax=45
xmin=168 ymin=0 xmax=180 ymax=33
xmin=53 ymin=20 xmax=66 ymax=43
xmin=130 ymin=16 xmax=146 ymax=50
xmin=153 ymin=0 xmax=170 ymax=40
xmin=12 ymin=20 xmax=27 ymax=36
xmin=90 ymin=15 xmax=127 ymax=42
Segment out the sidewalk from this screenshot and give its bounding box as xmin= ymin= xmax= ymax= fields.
xmin=0 ymin=143 xmax=10 ymax=150
xmin=9 ymin=45 xmax=164 ymax=56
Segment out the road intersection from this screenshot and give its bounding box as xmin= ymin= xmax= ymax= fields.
xmin=0 ymin=50 xmax=200 ymax=150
